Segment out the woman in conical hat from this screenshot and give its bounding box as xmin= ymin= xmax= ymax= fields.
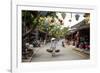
xmin=47 ymin=37 xmax=60 ymax=56
xmin=50 ymin=38 xmax=57 ymax=56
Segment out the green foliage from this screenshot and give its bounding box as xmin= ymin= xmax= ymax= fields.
xmin=22 ymin=11 xmax=34 ymax=25
xmin=49 ymin=25 xmax=61 ymax=38
xmin=22 ymin=10 xmax=69 ymax=39
xmin=61 ymin=27 xmax=69 ymax=38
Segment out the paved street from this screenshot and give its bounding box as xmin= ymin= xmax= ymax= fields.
xmin=31 ymin=39 xmax=89 ymax=62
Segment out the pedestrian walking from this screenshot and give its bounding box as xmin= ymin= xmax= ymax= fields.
xmin=47 ymin=37 xmax=60 ymax=56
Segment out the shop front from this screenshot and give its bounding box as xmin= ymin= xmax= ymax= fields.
xmin=67 ymin=19 xmax=90 ymax=54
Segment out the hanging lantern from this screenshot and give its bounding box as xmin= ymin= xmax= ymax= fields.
xmin=51 ymin=19 xmax=54 ymax=23
xmin=84 ymin=13 xmax=90 ymax=17
xmin=69 ymin=13 xmax=72 ymax=22
xmin=75 ymin=14 xmax=80 ymax=21
xmin=69 ymin=19 xmax=72 ymax=22
xmin=84 ymin=13 xmax=90 ymax=24
xmin=59 ymin=19 xmax=63 ymax=25
xmin=61 ymin=12 xmax=66 ymax=19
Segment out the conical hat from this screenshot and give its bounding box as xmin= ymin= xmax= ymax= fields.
xmin=51 ymin=38 xmax=55 ymax=40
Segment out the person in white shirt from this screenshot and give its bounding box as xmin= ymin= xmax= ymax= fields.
xmin=50 ymin=38 xmax=57 ymax=56
xmin=47 ymin=38 xmax=60 ymax=56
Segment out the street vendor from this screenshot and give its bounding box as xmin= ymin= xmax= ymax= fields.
xmin=47 ymin=37 xmax=60 ymax=56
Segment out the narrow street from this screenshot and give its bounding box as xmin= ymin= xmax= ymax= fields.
xmin=22 ymin=11 xmax=90 ymax=62
xmin=31 ymin=39 xmax=89 ymax=62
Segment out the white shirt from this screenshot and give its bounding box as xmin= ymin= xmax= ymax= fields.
xmin=50 ymin=40 xmax=57 ymax=49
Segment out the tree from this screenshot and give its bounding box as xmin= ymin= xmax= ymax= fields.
xmin=61 ymin=27 xmax=69 ymax=38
